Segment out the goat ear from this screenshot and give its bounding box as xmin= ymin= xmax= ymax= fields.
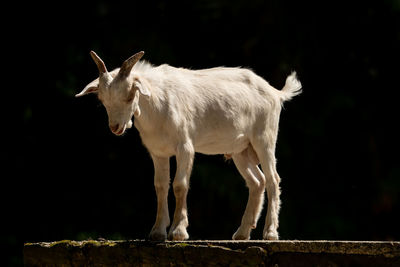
xmin=133 ymin=77 xmax=151 ymax=97
xmin=75 ymin=79 xmax=99 ymax=97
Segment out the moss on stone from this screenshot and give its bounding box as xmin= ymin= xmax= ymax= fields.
xmin=24 ymin=240 xmax=400 ymax=266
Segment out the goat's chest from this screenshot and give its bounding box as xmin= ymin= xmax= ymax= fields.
xmin=134 ymin=120 xmax=177 ymax=157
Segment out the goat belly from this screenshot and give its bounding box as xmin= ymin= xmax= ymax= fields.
xmin=194 ymin=134 xmax=249 ymax=156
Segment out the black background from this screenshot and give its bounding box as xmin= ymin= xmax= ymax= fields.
xmin=3 ymin=0 xmax=400 ymax=265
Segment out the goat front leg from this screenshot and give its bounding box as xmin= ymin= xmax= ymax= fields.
xmin=168 ymin=142 xmax=194 ymax=241
xmin=149 ymin=155 xmax=170 ymax=241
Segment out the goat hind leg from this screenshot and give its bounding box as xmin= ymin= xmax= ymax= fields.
xmin=264 ymin=160 xmax=281 ymax=240
xmin=263 ymin=164 xmax=281 ymax=240
xmin=252 ymin=138 xmax=281 ymax=240
xmin=232 ymin=148 xmax=266 ymax=240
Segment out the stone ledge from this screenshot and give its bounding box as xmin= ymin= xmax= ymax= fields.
xmin=24 ymin=240 xmax=400 ymax=266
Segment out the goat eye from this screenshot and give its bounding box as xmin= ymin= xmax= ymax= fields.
xmin=126 ymin=92 xmax=135 ymax=103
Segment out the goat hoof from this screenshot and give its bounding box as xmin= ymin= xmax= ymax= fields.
xmin=232 ymin=227 xmax=251 ymax=240
xmin=168 ymin=227 xmax=189 ymax=241
xmin=263 ymin=231 xmax=279 ymax=240
xmin=149 ymin=230 xmax=167 ymax=241
xmin=232 ymin=233 xmax=249 ymax=240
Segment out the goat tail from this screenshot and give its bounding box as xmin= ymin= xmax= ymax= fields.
xmin=279 ymin=71 xmax=302 ymax=102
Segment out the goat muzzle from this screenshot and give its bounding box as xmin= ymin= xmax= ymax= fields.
xmin=109 ymin=124 xmax=119 ymax=132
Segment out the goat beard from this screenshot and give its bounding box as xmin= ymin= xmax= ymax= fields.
xmin=127 ymin=120 xmax=133 ymax=128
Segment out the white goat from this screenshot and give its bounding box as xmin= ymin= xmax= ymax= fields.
xmin=76 ymin=51 xmax=302 ymax=241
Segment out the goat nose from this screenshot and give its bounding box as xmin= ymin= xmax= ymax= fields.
xmin=110 ymin=124 xmax=119 ymax=132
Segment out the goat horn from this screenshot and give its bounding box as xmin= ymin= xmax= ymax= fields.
xmin=90 ymin=51 xmax=107 ymax=74
xmin=118 ymin=51 xmax=145 ymax=77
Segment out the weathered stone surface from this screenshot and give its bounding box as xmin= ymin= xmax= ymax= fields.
xmin=24 ymin=240 xmax=400 ymax=267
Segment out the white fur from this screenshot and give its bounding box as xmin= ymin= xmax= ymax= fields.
xmin=77 ymin=52 xmax=302 ymax=241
